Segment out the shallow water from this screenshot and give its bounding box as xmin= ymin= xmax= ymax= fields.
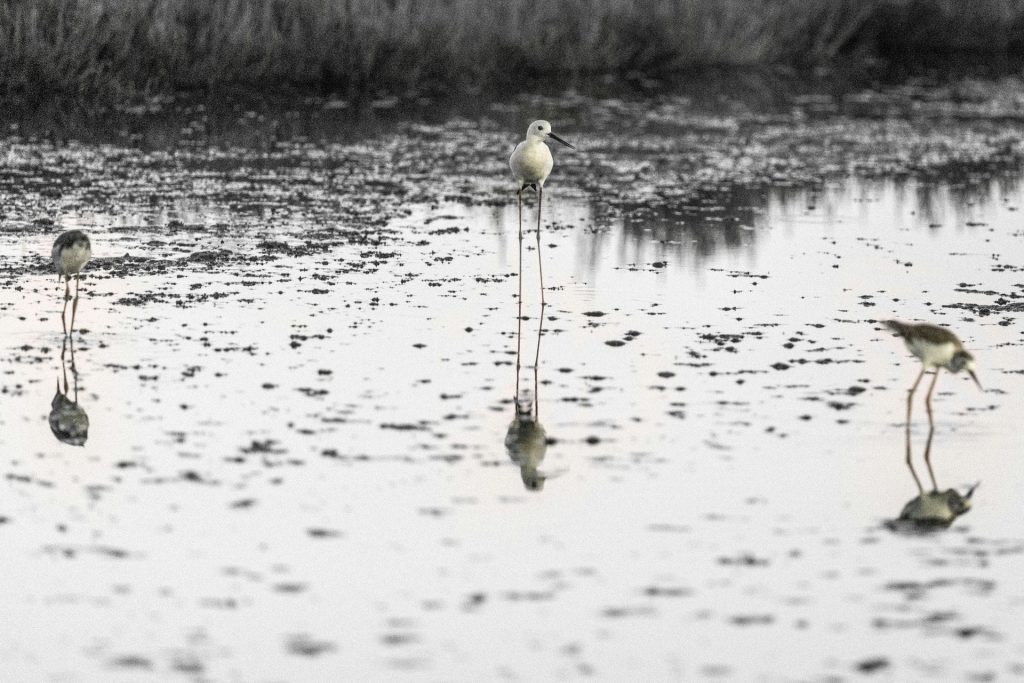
xmin=3 ymin=95 xmax=1024 ymax=680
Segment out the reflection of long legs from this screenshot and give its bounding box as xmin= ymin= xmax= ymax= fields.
xmin=61 ymin=277 xmax=70 ymax=335
xmin=515 ymin=283 xmax=523 ymax=402
xmin=536 ymin=185 xmax=545 ymax=305
xmin=923 ymin=369 xmax=940 ymax=492
xmin=534 ymin=302 xmax=545 ymax=420
xmin=905 ymin=365 xmax=926 ymax=495
xmin=60 ymin=335 xmax=70 ymax=395
xmin=68 ymin=333 xmax=79 ymax=402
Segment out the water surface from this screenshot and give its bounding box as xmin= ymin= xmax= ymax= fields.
xmin=2 ymin=93 xmax=1024 ymax=680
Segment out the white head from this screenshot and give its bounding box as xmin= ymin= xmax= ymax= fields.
xmin=526 ymin=120 xmax=575 ymax=149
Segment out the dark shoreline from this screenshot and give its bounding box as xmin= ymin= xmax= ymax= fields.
xmin=9 ymin=58 xmax=1024 ymax=144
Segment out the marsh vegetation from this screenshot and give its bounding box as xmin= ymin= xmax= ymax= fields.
xmin=5 ymin=0 xmax=1024 ymax=99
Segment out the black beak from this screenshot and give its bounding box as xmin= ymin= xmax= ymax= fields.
xmin=968 ymin=370 xmax=982 ymax=390
xmin=547 ymin=132 xmax=575 ymax=150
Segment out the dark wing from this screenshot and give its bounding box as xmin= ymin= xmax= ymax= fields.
xmin=52 ymin=229 xmax=91 ymax=251
xmin=884 ymin=320 xmax=960 ymax=345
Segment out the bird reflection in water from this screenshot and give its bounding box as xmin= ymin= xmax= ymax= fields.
xmin=505 ymin=302 xmax=555 ymax=491
xmin=49 ymin=336 xmax=89 ymax=446
xmin=889 ymin=396 xmax=976 ymax=531
xmin=893 ymin=484 xmax=976 ymax=531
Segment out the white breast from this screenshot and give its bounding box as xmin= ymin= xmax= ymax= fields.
xmin=908 ymin=339 xmax=956 ymax=368
xmin=53 ymin=242 xmax=91 ymax=276
xmin=509 ymin=140 xmax=554 ymax=185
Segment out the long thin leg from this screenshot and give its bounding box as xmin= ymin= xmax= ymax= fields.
xmin=536 ymin=185 xmax=545 ymax=305
xmin=61 ymin=276 xmax=70 ymax=336
xmin=517 ymin=187 xmax=524 ymax=306
xmin=905 ymin=365 xmax=926 ymax=495
xmin=923 ymin=368 xmax=941 ymax=492
xmin=515 ymin=187 xmax=524 ymax=402
xmin=70 ymin=273 xmax=81 ymax=335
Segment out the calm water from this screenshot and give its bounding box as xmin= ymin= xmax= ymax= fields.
xmin=2 ymin=104 xmax=1024 ymax=680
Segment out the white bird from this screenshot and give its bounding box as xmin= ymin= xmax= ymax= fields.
xmin=509 ymin=120 xmax=574 ymax=305
xmin=51 ymin=230 xmax=91 ymax=335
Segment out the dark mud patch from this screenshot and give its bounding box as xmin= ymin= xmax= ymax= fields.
xmin=108 ymin=655 xmax=153 ymax=670
xmin=286 ymin=633 xmax=337 ymax=657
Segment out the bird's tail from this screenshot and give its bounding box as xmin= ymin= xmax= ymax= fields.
xmin=883 ymin=320 xmax=910 ymax=338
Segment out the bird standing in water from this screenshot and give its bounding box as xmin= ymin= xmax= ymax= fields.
xmin=884 ymin=320 xmax=982 ymax=493
xmin=509 ymin=120 xmax=575 ymax=305
xmin=52 ymin=230 xmax=91 ymax=335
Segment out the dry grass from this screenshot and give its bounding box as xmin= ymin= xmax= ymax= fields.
xmin=2 ymin=0 xmax=1023 ymax=100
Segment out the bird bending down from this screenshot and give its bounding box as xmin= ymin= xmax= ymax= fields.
xmin=509 ymin=120 xmax=575 ymax=305
xmin=884 ymin=320 xmax=981 ymax=494
xmin=52 ymin=230 xmax=92 ymax=335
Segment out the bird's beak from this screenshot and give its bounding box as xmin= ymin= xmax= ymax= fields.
xmin=968 ymin=370 xmax=982 ymax=390
xmin=548 ymin=132 xmax=575 ymax=150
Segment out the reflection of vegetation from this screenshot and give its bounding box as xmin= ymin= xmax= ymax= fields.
xmin=611 ymin=172 xmax=1021 ymax=266
xmin=612 ymin=186 xmax=766 ymax=262
xmin=7 ymin=0 xmax=1024 ymax=98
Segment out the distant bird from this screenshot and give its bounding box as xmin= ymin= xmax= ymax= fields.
xmin=509 ymin=120 xmax=575 ymax=305
xmin=51 ymin=230 xmax=91 ymax=334
xmin=884 ymin=320 xmax=982 ymax=493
